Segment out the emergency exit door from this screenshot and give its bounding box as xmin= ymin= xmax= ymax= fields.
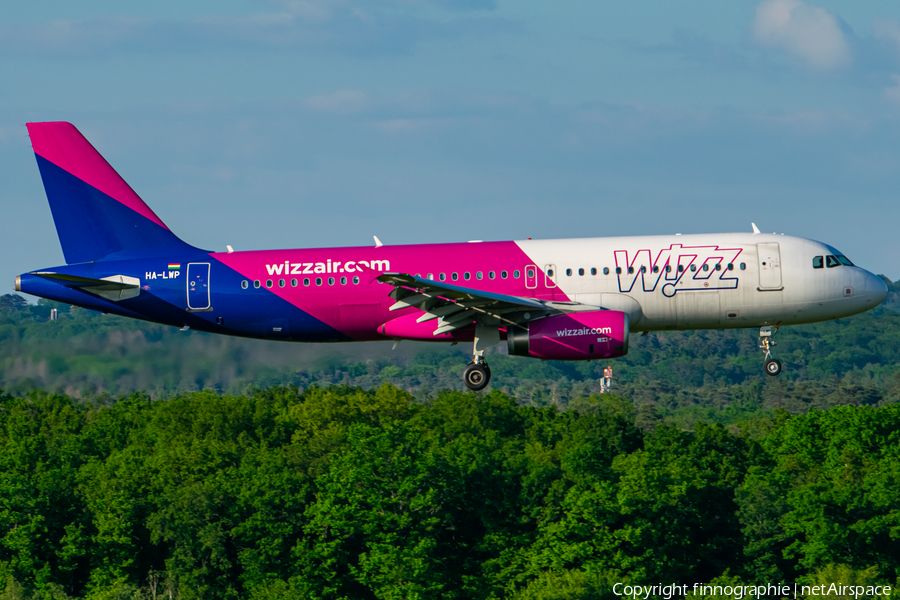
xmin=187 ymin=263 xmax=211 ymax=310
xmin=525 ymin=265 xmax=538 ymax=289
xmin=756 ymin=243 xmax=783 ymax=291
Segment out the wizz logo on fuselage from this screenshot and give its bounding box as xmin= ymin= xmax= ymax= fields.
xmin=614 ymin=244 xmax=743 ymax=297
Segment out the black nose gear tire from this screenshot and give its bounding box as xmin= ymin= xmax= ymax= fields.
xmin=463 ymin=363 xmax=490 ymax=391
xmin=765 ymin=358 xmax=782 ymax=376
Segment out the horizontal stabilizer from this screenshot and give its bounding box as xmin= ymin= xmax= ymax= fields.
xmin=33 ymin=271 xmax=140 ymax=301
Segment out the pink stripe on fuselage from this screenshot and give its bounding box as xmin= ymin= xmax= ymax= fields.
xmin=27 ymin=122 xmax=170 ymax=231
xmin=213 ymin=241 xmax=569 ymax=341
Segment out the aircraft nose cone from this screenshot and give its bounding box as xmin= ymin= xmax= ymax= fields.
xmin=866 ymin=271 xmax=889 ymax=306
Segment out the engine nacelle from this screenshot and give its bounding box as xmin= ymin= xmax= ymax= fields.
xmin=507 ymin=310 xmax=630 ymax=361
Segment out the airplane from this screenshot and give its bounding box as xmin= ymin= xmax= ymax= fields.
xmin=14 ymin=122 xmax=889 ymax=390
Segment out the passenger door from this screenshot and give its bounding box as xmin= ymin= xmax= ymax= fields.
xmin=757 ymin=243 xmax=783 ymax=290
xmin=187 ymin=263 xmax=211 ymax=310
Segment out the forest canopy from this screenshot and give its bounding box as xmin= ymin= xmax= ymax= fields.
xmin=0 ymin=384 xmax=898 ymax=599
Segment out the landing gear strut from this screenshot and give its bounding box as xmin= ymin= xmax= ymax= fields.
xmin=759 ymin=326 xmax=782 ymax=376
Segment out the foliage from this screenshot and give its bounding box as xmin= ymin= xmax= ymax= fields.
xmin=4 ymin=287 xmax=900 ymax=413
xmin=0 ymin=384 xmax=897 ymax=598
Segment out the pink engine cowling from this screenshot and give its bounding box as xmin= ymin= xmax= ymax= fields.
xmin=507 ymin=311 xmax=630 ymax=361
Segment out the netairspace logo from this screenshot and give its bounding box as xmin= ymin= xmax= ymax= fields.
xmin=265 ymin=259 xmax=390 ymax=276
xmin=611 ymin=582 xmax=893 ymax=599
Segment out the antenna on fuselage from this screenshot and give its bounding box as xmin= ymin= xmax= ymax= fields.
xmin=751 ymin=223 xmax=761 ymax=234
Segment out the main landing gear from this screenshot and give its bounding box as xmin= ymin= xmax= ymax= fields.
xmin=759 ymin=326 xmax=782 ymax=376
xmin=462 ymin=324 xmax=498 ymax=391
xmin=463 ymin=358 xmax=491 ymax=391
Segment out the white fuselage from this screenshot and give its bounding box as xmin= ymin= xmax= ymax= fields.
xmin=515 ymin=232 xmax=887 ymax=331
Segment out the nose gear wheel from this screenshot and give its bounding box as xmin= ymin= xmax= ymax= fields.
xmin=759 ymin=326 xmax=782 ymax=377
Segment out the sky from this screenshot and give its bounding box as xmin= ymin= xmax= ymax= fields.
xmin=3 ymin=0 xmax=900 ymax=292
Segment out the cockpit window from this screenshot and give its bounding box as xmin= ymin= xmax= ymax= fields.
xmin=826 ymin=255 xmax=840 ymax=268
xmin=836 ymin=255 xmax=854 ymax=266
xmin=812 ymin=256 xmax=823 ymax=269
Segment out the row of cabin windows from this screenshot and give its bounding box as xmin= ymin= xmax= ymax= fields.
xmin=433 ymin=270 xmax=520 ymax=282
xmin=562 ymin=263 xmax=747 ymax=277
xmin=241 ymin=262 xmax=753 ymax=289
xmin=812 ymin=255 xmax=854 ymax=269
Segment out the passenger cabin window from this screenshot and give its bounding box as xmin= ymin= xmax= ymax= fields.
xmin=566 ymin=268 xmax=572 ymax=276
xmin=452 ymin=273 xmax=459 ymax=281
xmin=476 ymin=271 xmax=483 ymax=280
xmin=489 ymin=271 xmax=495 ymax=279
xmin=715 ymin=263 xmax=721 ymax=271
xmin=739 ymin=263 xmax=746 ymax=270
xmin=291 ymin=278 xmax=298 ymax=287
xmin=603 ymin=267 xmax=609 ymax=275
xmin=303 ymin=278 xmax=310 ymax=286
xmin=616 ymin=267 xmax=622 ymax=275
xmin=690 ymin=265 xmax=696 ymax=272
xmin=701 ymin=264 xmax=708 ymax=272
xmin=812 ymin=256 xmax=824 ymax=269
xmin=241 ymin=280 xmax=249 ymax=289
xmin=353 ymin=276 xmax=360 ymax=284
xmin=665 ymin=265 xmax=672 ymax=273
xmin=464 ymin=272 xmax=470 ymax=280
xmin=640 ymin=266 xmax=646 ymax=274
xmin=727 ymin=263 xmax=734 ymax=270
xmin=652 ymin=265 xmax=659 ymax=273
xmin=501 ymin=270 xmax=508 ymax=279
xmin=826 ymin=255 xmax=840 ymax=268
xmin=440 ymin=273 xmax=446 ymax=281
xmin=591 ymin=267 xmax=597 ymax=275
xmin=513 ymin=270 xmax=520 ymax=278
xmin=254 ymin=280 xmax=261 ymax=288
xmin=627 ymin=267 xmax=634 ymax=274
xmin=578 ymin=268 xmax=584 ymax=276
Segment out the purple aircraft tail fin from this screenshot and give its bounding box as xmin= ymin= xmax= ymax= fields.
xmin=27 ymin=121 xmax=201 ymax=264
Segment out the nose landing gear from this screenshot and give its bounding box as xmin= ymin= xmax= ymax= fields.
xmin=759 ymin=326 xmax=782 ymax=376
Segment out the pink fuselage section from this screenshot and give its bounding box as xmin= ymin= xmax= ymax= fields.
xmin=213 ymin=241 xmax=567 ymax=342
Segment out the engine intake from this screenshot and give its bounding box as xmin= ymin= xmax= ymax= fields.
xmin=507 ymin=311 xmax=630 ymax=361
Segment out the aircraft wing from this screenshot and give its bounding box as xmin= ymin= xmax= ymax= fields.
xmin=376 ymin=272 xmax=596 ymax=335
xmin=32 ymin=272 xmax=141 ymax=301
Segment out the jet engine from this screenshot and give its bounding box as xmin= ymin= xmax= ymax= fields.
xmin=507 ymin=311 xmax=629 ymax=361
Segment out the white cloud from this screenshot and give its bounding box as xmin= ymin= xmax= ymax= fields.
xmin=753 ymin=0 xmax=851 ymax=70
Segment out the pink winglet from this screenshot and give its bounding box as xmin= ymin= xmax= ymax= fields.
xmin=26 ymin=122 xmax=170 ymax=231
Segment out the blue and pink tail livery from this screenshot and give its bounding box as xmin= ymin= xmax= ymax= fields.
xmin=27 ymin=122 xmax=200 ymax=264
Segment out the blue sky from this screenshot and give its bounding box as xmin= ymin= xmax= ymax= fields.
xmin=3 ymin=0 xmax=900 ymax=291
